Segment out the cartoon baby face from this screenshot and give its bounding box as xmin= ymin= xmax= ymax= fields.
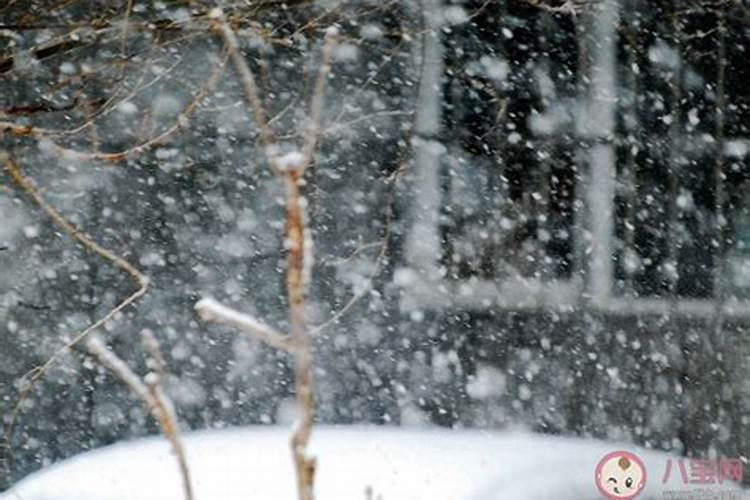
xmin=595 ymin=451 xmax=647 ymax=499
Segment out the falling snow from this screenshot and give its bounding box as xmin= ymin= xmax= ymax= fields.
xmin=1 ymin=0 xmax=749 ymax=499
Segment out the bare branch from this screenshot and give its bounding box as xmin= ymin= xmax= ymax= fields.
xmin=121 ymin=0 xmax=135 ymax=61
xmin=0 ymin=51 xmax=228 ymax=162
xmin=0 ymin=27 xmax=106 ymax=74
xmin=146 ymin=379 xmax=193 ymax=500
xmin=86 ymin=336 xmax=194 ymax=500
xmin=141 ymin=329 xmax=167 ymax=378
xmin=0 ymin=121 xmax=56 ymax=136
xmin=140 ymin=331 xmax=193 ymax=500
xmin=285 ymin=164 xmax=316 ymax=500
xmin=519 ymin=0 xmax=601 ymax=15
xmin=85 ymin=336 xmax=151 ymax=403
xmin=196 ymin=15 xmax=339 ymax=500
xmin=311 ymin=148 xmax=398 ymax=336
xmin=195 ymin=297 xmax=295 ymax=353
xmin=2 ymin=155 xmax=148 ymax=467
xmin=211 ymin=8 xmax=277 ymax=159
xmin=300 ymin=26 xmax=338 ymax=169
xmin=3 ymin=157 xmax=146 ymax=289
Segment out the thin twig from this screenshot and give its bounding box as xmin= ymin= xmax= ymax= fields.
xmin=140 ymin=333 xmax=193 ymax=500
xmin=142 ymin=328 xmax=167 ymax=378
xmin=1 ymin=155 xmax=148 ymax=470
xmin=2 ymin=53 xmax=182 ymax=137
xmin=147 ymin=380 xmax=193 ymax=500
xmin=323 ymin=241 xmax=383 ymax=266
xmin=211 ymin=9 xmax=277 ymax=160
xmin=300 ymin=26 xmax=338 ymax=169
xmin=311 ymin=152 xmax=398 ymax=336
xmin=519 ymin=0 xmax=601 ymax=15
xmin=121 ymin=0 xmax=135 ymax=62
xmin=1 ymin=51 xmax=228 ymax=162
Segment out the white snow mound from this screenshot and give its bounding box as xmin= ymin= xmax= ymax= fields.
xmin=1 ymin=426 xmax=743 ymax=500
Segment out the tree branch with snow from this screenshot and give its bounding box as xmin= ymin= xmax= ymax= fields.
xmin=195 ymin=298 xmax=296 ymax=353
xmin=195 ymin=12 xmax=339 ymax=500
xmin=85 ymin=334 xmax=194 ymax=500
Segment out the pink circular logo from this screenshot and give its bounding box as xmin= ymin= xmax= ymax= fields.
xmin=594 ymin=451 xmax=647 ymax=499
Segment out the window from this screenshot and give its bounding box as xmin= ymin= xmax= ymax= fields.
xmin=402 ymin=0 xmax=750 ymax=317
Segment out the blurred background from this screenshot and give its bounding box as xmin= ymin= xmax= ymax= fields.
xmin=1 ymin=0 xmax=749 ymax=490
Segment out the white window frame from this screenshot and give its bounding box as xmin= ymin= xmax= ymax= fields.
xmin=400 ymin=1 xmax=750 ymax=319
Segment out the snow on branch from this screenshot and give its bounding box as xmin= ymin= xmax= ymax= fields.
xmin=198 ymin=14 xmax=337 ymax=500
xmin=85 ymin=335 xmax=194 ymax=500
xmin=86 ymin=336 xmax=152 ymax=402
xmin=195 ymin=297 xmax=296 ymax=353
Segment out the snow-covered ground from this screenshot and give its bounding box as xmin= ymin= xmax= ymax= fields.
xmin=1 ymin=426 xmax=744 ymax=500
